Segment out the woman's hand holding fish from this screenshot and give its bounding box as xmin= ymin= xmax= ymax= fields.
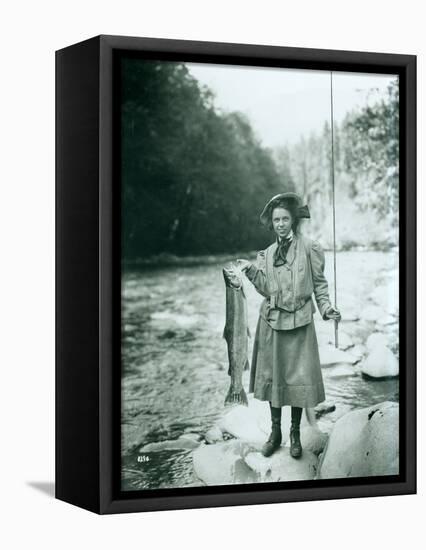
xmin=236 ymin=259 xmax=252 ymax=272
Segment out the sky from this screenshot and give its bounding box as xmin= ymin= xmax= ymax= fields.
xmin=187 ymin=62 xmax=398 ymax=148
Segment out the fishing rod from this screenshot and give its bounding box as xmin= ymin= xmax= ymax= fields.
xmin=330 ymin=71 xmax=339 ymax=348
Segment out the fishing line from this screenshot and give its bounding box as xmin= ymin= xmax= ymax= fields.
xmin=330 ymin=71 xmax=339 ymax=348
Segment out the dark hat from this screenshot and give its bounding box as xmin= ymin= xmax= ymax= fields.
xmin=259 ymin=192 xmax=310 ymax=226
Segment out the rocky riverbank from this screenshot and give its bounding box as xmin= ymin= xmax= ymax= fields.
xmin=191 ymin=396 xmax=398 ymax=485
xmin=190 ymin=253 xmax=399 ymax=485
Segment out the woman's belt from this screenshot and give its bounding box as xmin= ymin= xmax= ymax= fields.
xmin=265 ymin=294 xmax=311 ymax=319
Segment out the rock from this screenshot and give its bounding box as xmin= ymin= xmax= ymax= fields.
xmin=327 ymin=364 xmax=358 ymax=379
xmin=139 ymin=436 xmax=200 ymax=452
xmin=204 ymin=425 xmax=224 ymax=444
xmin=218 ymin=396 xmax=308 ymax=444
xmin=376 ymin=314 xmax=398 ymax=327
xmin=158 ymin=329 xmax=177 ymax=339
xmin=181 ymin=432 xmax=202 ymax=442
xmin=366 ymin=332 xmax=388 ymax=351
xmin=314 ymin=401 xmax=336 ymax=418
xmin=342 ymin=311 xmax=360 ymax=322
xmin=361 ymin=344 xmax=399 ymax=379
xmin=327 ymin=330 xmax=353 ymax=350
xmin=299 ymin=425 xmax=329 ymax=455
xmin=193 ymin=440 xmax=258 ymax=485
xmin=308 ymin=403 xmax=353 ymax=436
xmin=368 ymin=285 xmax=398 ymax=315
xmin=218 ymin=401 xmax=269 ymax=444
xmin=244 ymin=447 xmax=318 ymax=482
xmin=318 ymin=403 xmax=352 ymax=431
xmin=338 ymin=298 xmax=360 ymax=322
xmin=216 ymin=396 xmax=326 ymax=447
xmin=319 ymin=345 xmax=358 ymax=366
xmin=317 ymin=401 xmax=399 ymax=479
xmin=362 ymin=305 xmax=386 ymax=322
xmin=158 ymin=328 xmax=196 ymax=341
xmin=350 ymin=344 xmax=367 ymax=361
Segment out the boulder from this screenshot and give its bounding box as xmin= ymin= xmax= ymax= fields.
xmin=139 ymin=436 xmax=201 ymax=452
xmin=319 ymin=345 xmax=358 ymax=366
xmin=317 ymin=401 xmax=399 ymax=479
xmin=244 ymin=447 xmax=318 ymax=482
xmin=204 ymin=425 xmax=224 ymax=444
xmin=218 ymin=401 xmax=269 ymax=444
xmin=341 ymin=310 xmax=360 ymax=322
xmin=362 ymin=305 xmax=386 ymax=323
xmin=350 ymin=344 xmax=367 ymax=361
xmin=330 ymin=403 xmax=353 ymax=420
xmin=217 ymin=396 xmax=317 ymax=443
xmin=326 ymin=364 xmax=358 ymax=379
xmin=376 ymin=314 xmax=398 ymax=327
xmin=193 ymin=439 xmax=321 ymax=486
xmin=314 ymin=401 xmax=336 ymax=418
xmin=193 ymin=441 xmax=258 ymax=485
xmin=327 ymin=330 xmax=353 ymax=350
xmin=299 ymin=425 xmax=329 ymax=455
xmin=366 ymin=332 xmax=388 ymax=351
xmin=182 ymin=431 xmax=203 ymax=441
xmin=361 ymin=344 xmax=399 ymax=379
xmin=368 ymin=285 xmax=398 ymax=315
xmin=337 ymin=298 xmax=360 ymax=322
xmin=317 ymin=403 xmax=353 ymax=434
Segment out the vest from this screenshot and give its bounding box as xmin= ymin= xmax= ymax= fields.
xmin=264 ymin=236 xmax=313 ymax=314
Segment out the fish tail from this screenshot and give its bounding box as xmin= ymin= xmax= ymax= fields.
xmin=244 ymin=358 xmax=250 ymax=371
xmin=224 ymin=386 xmax=248 ymax=407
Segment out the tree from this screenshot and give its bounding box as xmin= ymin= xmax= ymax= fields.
xmin=121 ymin=58 xmax=286 ymax=260
xmin=342 ymin=80 xmax=399 ymax=223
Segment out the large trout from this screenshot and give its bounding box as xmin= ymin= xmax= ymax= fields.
xmin=222 ymin=263 xmax=250 ymax=406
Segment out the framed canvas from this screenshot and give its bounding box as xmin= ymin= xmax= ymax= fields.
xmin=55 ymin=35 xmax=416 ymax=514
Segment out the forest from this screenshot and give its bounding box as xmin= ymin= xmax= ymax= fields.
xmin=121 ymin=58 xmax=399 ymax=261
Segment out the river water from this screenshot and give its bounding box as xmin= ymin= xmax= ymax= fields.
xmin=121 ymin=250 xmax=399 ymax=491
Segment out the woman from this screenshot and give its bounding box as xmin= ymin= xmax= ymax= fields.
xmin=237 ymin=192 xmax=341 ymax=459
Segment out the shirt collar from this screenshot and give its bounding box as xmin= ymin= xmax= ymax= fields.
xmin=277 ymin=229 xmax=294 ymax=244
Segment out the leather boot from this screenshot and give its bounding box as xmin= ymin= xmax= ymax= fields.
xmin=290 ymin=406 xmax=303 ymax=459
xmin=261 ymin=403 xmax=282 ymax=457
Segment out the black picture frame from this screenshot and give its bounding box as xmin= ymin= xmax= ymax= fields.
xmin=55 ymin=34 xmax=416 ymax=514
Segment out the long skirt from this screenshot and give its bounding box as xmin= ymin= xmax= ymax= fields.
xmin=249 ymin=316 xmax=325 ymax=408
